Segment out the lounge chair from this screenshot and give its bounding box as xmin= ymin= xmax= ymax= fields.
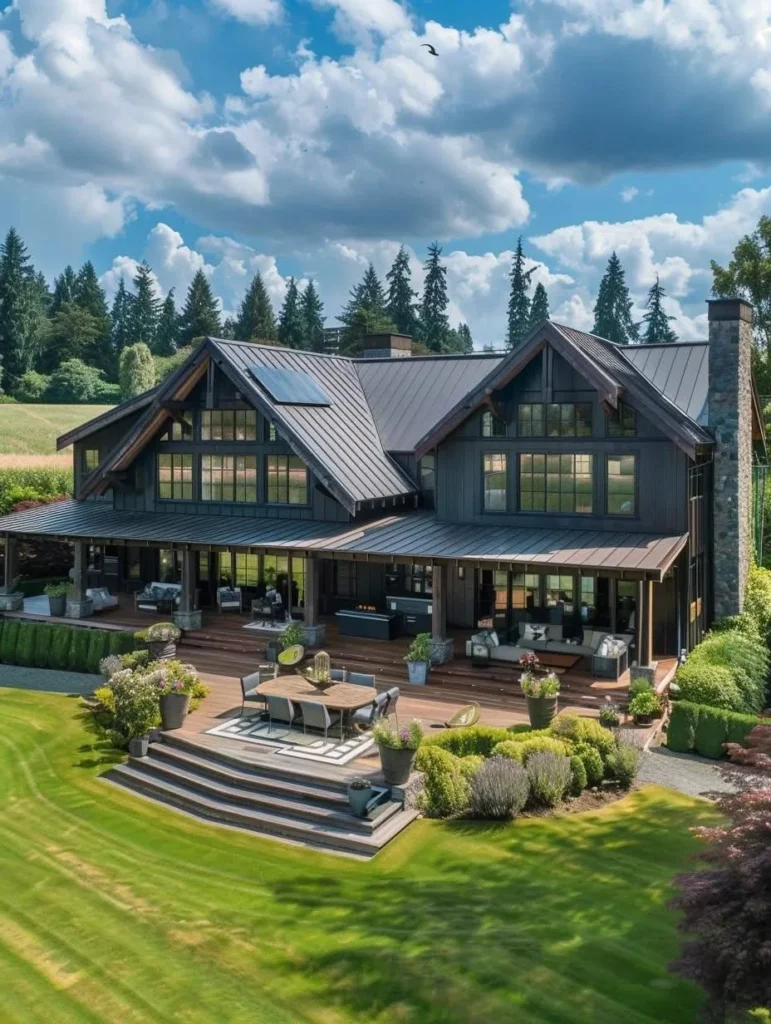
xmin=277 ymin=644 xmax=305 ymax=668
xmin=239 ymin=665 xmax=277 ymax=716
xmin=444 ymin=702 xmax=481 ymax=729
xmin=346 ymin=671 xmax=376 ymax=688
xmin=267 ymin=695 xmax=299 ymax=734
xmin=217 ymin=587 xmax=243 ymax=614
xmin=87 ymin=587 xmax=119 ymax=613
xmin=299 ymin=700 xmax=342 ymax=741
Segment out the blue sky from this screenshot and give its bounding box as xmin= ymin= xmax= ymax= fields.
xmin=1 ymin=0 xmax=770 ymax=344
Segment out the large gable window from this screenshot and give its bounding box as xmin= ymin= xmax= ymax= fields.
xmin=201 ymin=455 xmax=257 ymax=502
xmin=158 ymin=454 xmax=193 ymax=500
xmin=607 ymin=403 xmax=636 ymax=437
xmin=201 ymin=409 xmax=257 ymax=441
xmin=162 ymin=412 xmax=193 ymax=442
xmin=481 ymin=410 xmax=506 ymax=438
xmin=267 ymin=455 xmax=308 ymax=505
xmin=519 ymin=453 xmax=593 ymax=513
xmin=483 ymin=453 xmax=508 ymax=512
xmin=606 ymin=454 xmax=636 ymax=515
xmin=518 ymin=403 xmax=592 ymax=438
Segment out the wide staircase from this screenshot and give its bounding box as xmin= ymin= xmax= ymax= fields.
xmin=107 ymin=732 xmax=418 ymax=859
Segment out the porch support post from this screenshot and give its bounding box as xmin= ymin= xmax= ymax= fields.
xmin=66 ymin=541 xmax=93 ymax=619
xmin=173 ymin=549 xmax=202 ymax=631
xmin=0 ymin=535 xmax=23 ymax=611
xmin=430 ymin=563 xmax=454 ymax=664
xmin=301 ymin=555 xmax=326 ymax=647
xmin=631 ymin=579 xmax=657 ymax=687
xmin=609 ymin=578 xmax=617 ymax=635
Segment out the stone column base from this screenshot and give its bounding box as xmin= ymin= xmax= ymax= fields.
xmin=430 ymin=637 xmax=454 ymax=665
xmin=302 ymin=622 xmax=327 ymax=647
xmin=0 ymin=592 xmax=24 ymax=612
xmin=630 ymin=662 xmax=658 ymax=687
xmin=173 ymin=609 xmax=203 ymax=632
xmin=65 ymin=598 xmax=94 ymax=619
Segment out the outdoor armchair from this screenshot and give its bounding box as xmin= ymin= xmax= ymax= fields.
xmin=298 ymin=700 xmax=342 ymax=741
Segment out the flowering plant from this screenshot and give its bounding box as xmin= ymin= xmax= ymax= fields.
xmin=519 ymin=651 xmax=540 ymax=671
xmin=144 ymin=660 xmax=200 ymax=696
xmin=111 ymin=670 xmax=160 ymax=739
xmin=99 ymin=654 xmax=124 ymax=681
xmin=520 ymin=670 xmax=560 ymax=698
xmin=372 ymin=718 xmax=423 ymax=750
xmin=135 ymin=622 xmax=181 ymax=644
xmin=599 ymin=697 xmax=621 ymax=728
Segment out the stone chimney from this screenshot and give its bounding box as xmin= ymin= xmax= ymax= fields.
xmin=708 ymin=297 xmax=754 ymax=617
xmin=358 ymin=333 xmax=413 ymax=359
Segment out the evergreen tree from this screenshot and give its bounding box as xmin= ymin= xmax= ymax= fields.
xmin=642 ymin=276 xmax=678 ymax=343
xmin=110 ymin=278 xmax=134 ymax=358
xmin=420 ymin=242 xmax=450 ymax=353
xmin=235 ymin=272 xmax=276 ymax=342
xmin=592 ymin=251 xmax=640 ymax=345
xmin=506 ymin=237 xmax=536 ymax=349
xmin=277 ymin=278 xmax=305 ymax=349
xmin=386 ymin=245 xmax=419 ymax=336
xmin=0 ymin=227 xmax=37 ymax=388
xmin=42 ymin=304 xmax=103 ymax=371
xmin=130 ymin=261 xmax=161 ymax=349
xmin=339 ymin=263 xmax=393 ymax=352
xmin=300 ymin=280 xmax=325 ymax=352
xmin=528 ymin=282 xmax=550 ymax=329
xmin=458 ymin=322 xmax=473 ymax=352
xmin=50 ymin=265 xmax=77 ymax=316
xmin=74 ymin=261 xmax=112 ymax=371
xmin=179 ymin=270 xmax=222 ymax=344
xmin=119 ymin=342 xmax=156 ymax=399
xmin=155 ymin=289 xmax=180 ymax=356
xmin=221 ymin=316 xmax=236 ymax=340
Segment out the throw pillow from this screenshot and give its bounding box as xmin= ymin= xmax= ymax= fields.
xmin=523 ymin=623 xmax=549 ymax=642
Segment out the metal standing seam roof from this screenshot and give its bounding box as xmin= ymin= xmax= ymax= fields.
xmin=621 ymin=342 xmax=709 ymax=425
xmin=210 ymin=340 xmax=416 ymax=506
xmin=0 ymin=500 xmax=688 ymax=580
xmin=354 ymin=353 xmax=505 ymax=452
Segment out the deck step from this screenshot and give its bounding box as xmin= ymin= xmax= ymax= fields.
xmin=107 ymin=762 xmax=418 ymax=858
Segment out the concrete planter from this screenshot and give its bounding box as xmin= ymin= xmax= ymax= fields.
xmin=47 ymin=595 xmax=66 ymax=617
xmin=378 ymin=744 xmax=417 ymax=786
xmin=149 ymin=640 xmax=176 ymax=662
xmin=347 ymin=783 xmax=374 ymax=818
xmin=526 ymin=695 xmax=558 ymax=730
xmin=406 ymin=661 xmax=429 ymax=685
xmin=128 ymin=735 xmax=149 ymax=758
xmin=159 ymin=693 xmax=190 ymax=731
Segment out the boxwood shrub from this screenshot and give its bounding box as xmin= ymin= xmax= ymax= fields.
xmin=687 ymin=631 xmax=768 ymax=714
xmin=569 ymin=755 xmax=588 ymax=795
xmin=423 ymin=726 xmax=517 ymax=758
xmin=491 ymin=735 xmax=571 ymax=763
xmin=0 ymin=620 xmax=19 ymax=664
xmin=694 ymin=708 xmax=731 ymax=759
xmin=674 ymin=661 xmax=744 ymax=712
xmin=574 ymin=743 xmax=604 ymax=786
xmin=667 ymin=700 xmax=759 ymax=758
xmin=667 ymin=701 xmax=700 ymax=753
xmin=415 ymin=745 xmax=474 ymax=818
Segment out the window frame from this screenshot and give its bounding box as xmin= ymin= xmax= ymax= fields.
xmin=518 ymin=402 xmax=593 ymax=438
xmin=157 ymin=453 xmax=194 ymax=501
xmin=266 ymin=454 xmax=309 ymax=506
xmin=481 ymin=410 xmax=507 ymax=438
xmin=162 ymin=412 xmax=194 ymax=442
xmin=200 ymin=409 xmax=257 ymax=442
xmin=518 ymin=452 xmax=594 ymax=514
xmin=83 ymin=448 xmax=100 ymax=472
xmin=482 ymin=452 xmax=508 ymax=513
xmin=605 ymin=453 xmax=637 ymax=516
xmin=200 ymin=454 xmax=258 ymax=503
xmin=607 ymin=402 xmax=637 ymax=438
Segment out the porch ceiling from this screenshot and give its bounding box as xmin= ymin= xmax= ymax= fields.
xmin=0 ymin=500 xmax=688 ymax=581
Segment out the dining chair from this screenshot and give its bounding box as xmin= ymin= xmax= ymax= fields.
xmin=351 ymin=686 xmax=399 ymax=731
xmin=298 ymin=700 xmax=342 ymax=741
xmin=239 ymin=665 xmax=278 ymax=716
xmin=330 ymin=668 xmax=348 ymax=682
xmin=346 ymin=671 xmax=376 ymax=688
xmin=267 ymin=695 xmax=298 ymax=734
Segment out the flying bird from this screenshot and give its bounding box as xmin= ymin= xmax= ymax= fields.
xmin=421 ymin=43 xmax=439 ymax=57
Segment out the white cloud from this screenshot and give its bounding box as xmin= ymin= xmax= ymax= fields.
xmin=620 ymin=186 xmax=639 ymax=202
xmin=311 ymin=0 xmax=411 ymax=40
xmin=208 ymin=0 xmax=282 ymax=26
xmin=0 ymin=31 xmax=15 ymax=79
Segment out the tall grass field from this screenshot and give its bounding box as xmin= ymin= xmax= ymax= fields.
xmin=0 ymin=404 xmax=113 ymax=459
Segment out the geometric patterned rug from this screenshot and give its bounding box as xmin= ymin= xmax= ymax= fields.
xmin=205 ymin=713 xmax=375 ymax=766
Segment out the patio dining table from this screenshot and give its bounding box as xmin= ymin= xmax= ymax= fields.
xmin=255 ymin=674 xmax=377 ymax=714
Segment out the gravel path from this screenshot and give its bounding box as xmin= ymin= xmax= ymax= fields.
xmin=0 ymin=664 xmax=100 ymax=695
xmin=640 ymin=745 xmax=771 ymax=799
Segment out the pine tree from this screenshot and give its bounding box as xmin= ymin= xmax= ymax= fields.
xmin=506 ymin=237 xmax=536 ymax=349
xmin=0 ymin=227 xmax=37 ymax=388
xmin=50 ymin=265 xmax=77 ymax=316
xmin=110 ymin=278 xmax=134 ymax=358
xmin=235 ymin=272 xmax=277 ymax=342
xmin=458 ymin=322 xmax=473 ymax=352
xmin=277 ymin=278 xmax=305 ymax=349
xmin=300 ymin=280 xmax=325 ymax=352
xmin=119 ymin=342 xmax=156 ymax=399
xmin=339 ymin=264 xmax=393 ymax=352
xmin=130 ymin=262 xmax=161 ymax=349
xmin=642 ymin=276 xmax=678 ymax=344
xmin=420 ymin=242 xmax=450 ymax=353
xmin=74 ymin=261 xmax=112 ymax=371
xmin=179 ymin=270 xmax=221 ymax=345
xmin=386 ymin=245 xmax=419 ymax=336
xmin=221 ymin=316 xmax=236 ymax=340
xmin=528 ymin=282 xmax=550 ymax=330
xmin=592 ymin=252 xmax=640 ymax=345
xmin=156 ymin=289 xmax=180 ymax=356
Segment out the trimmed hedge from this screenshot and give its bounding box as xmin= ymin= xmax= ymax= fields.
xmin=67 ymin=628 xmax=91 ymax=673
xmin=667 ymin=700 xmax=760 ymax=759
xmin=108 ymin=631 xmax=136 ymax=657
xmin=674 ymin=661 xmax=744 ymax=712
xmin=35 ymin=625 xmax=53 ymax=668
xmin=15 ymin=623 xmax=37 ymax=667
xmin=48 ymin=625 xmax=72 ymax=670
xmin=86 ymin=630 xmax=110 ymax=675
xmin=424 ymin=726 xmax=517 ymax=758
xmin=0 ymin=620 xmax=131 ymax=674
xmin=0 ymin=620 xmax=19 ymax=664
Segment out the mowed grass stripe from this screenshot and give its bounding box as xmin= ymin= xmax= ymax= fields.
xmin=0 ymin=405 xmax=113 ymax=456
xmin=0 ymin=688 xmax=713 ymax=1023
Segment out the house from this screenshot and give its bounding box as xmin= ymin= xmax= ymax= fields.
xmin=0 ymin=298 xmax=765 ymax=676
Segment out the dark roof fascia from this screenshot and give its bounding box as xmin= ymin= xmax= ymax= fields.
xmin=414 ymin=323 xmax=622 ymax=458
xmin=56 ymin=387 xmax=159 ymax=450
xmin=207 ymin=339 xmax=362 ymax=514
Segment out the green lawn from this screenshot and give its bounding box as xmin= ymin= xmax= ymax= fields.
xmin=0 ymin=405 xmax=113 ymax=456
xmin=0 ymin=687 xmax=715 ymax=1024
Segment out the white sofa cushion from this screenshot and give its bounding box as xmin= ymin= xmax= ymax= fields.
xmin=522 ymin=623 xmax=549 ymax=643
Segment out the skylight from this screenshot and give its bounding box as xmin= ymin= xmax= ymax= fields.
xmin=247 ymin=365 xmax=331 ymax=407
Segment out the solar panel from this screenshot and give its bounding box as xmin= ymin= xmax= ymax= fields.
xmin=247 ymin=365 xmax=331 ymax=406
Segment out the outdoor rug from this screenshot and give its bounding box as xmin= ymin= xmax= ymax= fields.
xmin=205 ymin=714 xmax=375 ymax=766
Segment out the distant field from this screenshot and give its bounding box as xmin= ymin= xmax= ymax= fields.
xmin=0 ymin=404 xmax=113 ymax=459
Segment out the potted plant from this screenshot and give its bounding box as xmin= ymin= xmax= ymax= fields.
xmin=347 ymin=777 xmax=374 ymax=817
xmin=404 ymin=632 xmax=432 ymax=685
xmin=372 ymin=719 xmax=423 ymax=785
xmin=519 ymin=653 xmax=560 ymax=729
xmin=599 ymin=698 xmax=621 ymax=730
xmin=628 ymin=688 xmax=662 ymax=726
xmin=136 ymin=622 xmax=181 ymax=661
xmin=276 ymin=621 xmax=305 ymax=667
xmin=148 ymin=661 xmax=199 ymax=730
xmin=44 ymin=581 xmax=70 ymax=617
xmin=111 ymin=670 xmax=160 ymax=757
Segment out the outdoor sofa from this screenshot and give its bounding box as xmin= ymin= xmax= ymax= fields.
xmin=134 ymin=581 xmax=182 ymax=613
xmin=464 ymin=624 xmax=615 ymax=663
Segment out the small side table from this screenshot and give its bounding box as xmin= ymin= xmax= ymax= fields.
xmin=591 ymin=647 xmax=629 ymax=681
xmin=470 ymin=642 xmax=491 ymax=668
